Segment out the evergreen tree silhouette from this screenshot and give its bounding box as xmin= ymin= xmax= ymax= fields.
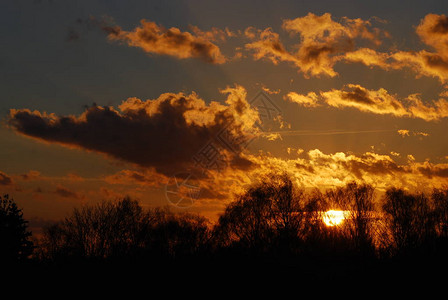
xmin=0 ymin=194 xmax=34 ymax=263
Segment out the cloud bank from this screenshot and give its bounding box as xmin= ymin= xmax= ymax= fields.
xmin=9 ymin=86 xmax=260 ymax=176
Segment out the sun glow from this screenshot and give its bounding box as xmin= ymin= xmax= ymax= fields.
xmin=323 ymin=210 xmax=348 ymax=227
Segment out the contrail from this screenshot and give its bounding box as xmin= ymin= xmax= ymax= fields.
xmin=261 ymin=129 xmax=395 ymax=137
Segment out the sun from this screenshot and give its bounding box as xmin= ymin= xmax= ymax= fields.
xmin=323 ymin=210 xmax=347 ymax=227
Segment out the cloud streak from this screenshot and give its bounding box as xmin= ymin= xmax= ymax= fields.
xmin=100 ymin=19 xmax=227 ymax=64
xmin=343 ymin=14 xmax=448 ymax=83
xmin=286 ymin=84 xmax=448 ymax=121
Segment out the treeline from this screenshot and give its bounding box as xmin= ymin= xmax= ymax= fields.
xmin=2 ymin=174 xmax=448 ymax=278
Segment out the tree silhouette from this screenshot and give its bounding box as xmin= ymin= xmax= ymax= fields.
xmin=326 ymin=182 xmax=377 ymax=257
xmin=29 ymin=176 xmax=448 ymax=279
xmin=0 ymin=194 xmax=34 ymax=263
xmin=214 ymin=174 xmax=305 ymax=254
xmin=432 ymin=188 xmax=448 ymax=239
xmin=41 ymin=197 xmax=151 ymax=261
xmin=382 ymin=188 xmax=435 ymax=256
xmin=41 ymin=198 xmax=211 ymax=263
xmin=144 ymin=208 xmax=211 ymax=259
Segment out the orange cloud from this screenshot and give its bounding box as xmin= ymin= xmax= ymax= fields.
xmin=287 ymin=84 xmax=448 ymax=121
xmin=406 ymin=94 xmax=448 ymax=121
xmin=320 ymin=84 xmax=408 ymax=117
xmin=166 ymin=146 xmax=448 ymax=209
xmin=343 ymin=48 xmax=397 ymax=69
xmin=102 ymin=19 xmax=226 ymax=64
xmin=391 ymin=50 xmax=448 ymax=83
xmin=397 ymin=129 xmax=429 ymax=138
xmin=243 ymin=13 xmax=448 ymax=84
xmin=239 ymin=149 xmax=448 ymax=193
xmin=416 ymin=14 xmax=448 ymax=55
xmin=261 ymin=86 xmax=281 ymax=95
xmin=397 ymin=129 xmax=410 ymax=137
xmin=188 ymin=25 xmax=234 ymax=42
xmin=344 ymin=14 xmax=448 ymax=83
xmin=245 ymin=27 xmax=299 ymax=66
xmin=245 ymin=13 xmax=385 ymax=77
xmin=285 ymin=92 xmax=320 ymax=107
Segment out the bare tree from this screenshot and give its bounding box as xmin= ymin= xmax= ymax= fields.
xmin=432 ymin=188 xmax=448 ymax=239
xmin=214 ymin=173 xmax=305 ymax=254
xmin=334 ymin=182 xmax=376 ymax=256
xmin=41 ymin=197 xmax=150 ymax=260
xmin=41 ymin=198 xmax=212 ymax=262
xmin=144 ymin=207 xmax=212 ymax=259
xmin=382 ymin=188 xmax=435 ymax=255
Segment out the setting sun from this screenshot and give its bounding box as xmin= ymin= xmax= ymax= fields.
xmin=323 ymin=210 xmax=348 ymax=227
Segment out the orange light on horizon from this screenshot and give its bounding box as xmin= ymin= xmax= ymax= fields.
xmin=322 ymin=210 xmax=348 ymax=227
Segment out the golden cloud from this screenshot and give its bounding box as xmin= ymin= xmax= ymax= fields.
xmin=344 ymin=14 xmax=448 ymax=83
xmin=245 ymin=13 xmax=385 ymax=77
xmin=397 ymin=129 xmax=410 ymax=137
xmin=102 ymin=19 xmax=227 ymax=64
xmin=238 ymin=149 xmax=448 ymax=193
xmin=321 ymin=84 xmax=408 ymax=117
xmin=285 ymin=91 xmax=320 ymax=107
xmin=287 ymin=84 xmax=448 ymax=121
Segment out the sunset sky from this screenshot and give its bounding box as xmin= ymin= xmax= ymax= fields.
xmin=2 ymin=0 xmax=448 ymax=226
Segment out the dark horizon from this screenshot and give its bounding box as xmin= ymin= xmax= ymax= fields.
xmin=3 ymin=175 xmax=448 ymax=286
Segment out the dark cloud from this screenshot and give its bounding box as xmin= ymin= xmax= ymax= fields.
xmin=0 ymin=171 xmax=13 ymax=186
xmin=54 ymin=186 xmax=80 ymax=199
xmin=340 ymin=86 xmax=376 ymax=105
xmin=9 ymin=87 xmax=260 ymax=176
xmin=431 ymin=16 xmax=448 ymax=34
xmin=417 ymin=165 xmax=448 ymax=179
xmin=20 ymin=170 xmax=41 ymax=180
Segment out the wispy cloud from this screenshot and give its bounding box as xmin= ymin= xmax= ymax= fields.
xmin=397 ymin=129 xmax=430 ymax=138
xmin=99 ymin=18 xmax=227 ymax=64
xmin=287 ymin=84 xmax=448 ymax=121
